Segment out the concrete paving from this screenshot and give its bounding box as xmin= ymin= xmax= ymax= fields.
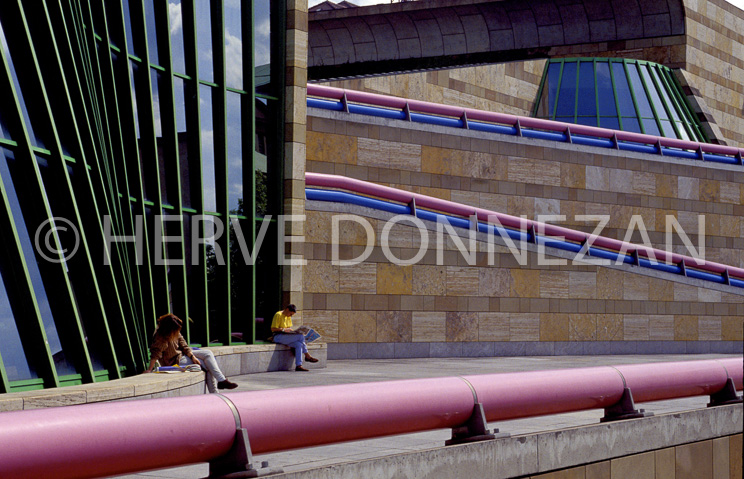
xmin=109 ymin=354 xmax=741 ymax=479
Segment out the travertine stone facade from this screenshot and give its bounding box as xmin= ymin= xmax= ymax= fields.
xmin=325 ymin=61 xmax=546 ymax=118
xmin=304 ymin=109 xmax=744 ymax=351
xmin=284 ymin=0 xmax=309 ymax=310
xmin=529 ymin=434 xmax=742 ymax=479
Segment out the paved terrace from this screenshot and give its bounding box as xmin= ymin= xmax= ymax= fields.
xmin=109 ymin=354 xmax=742 ymax=479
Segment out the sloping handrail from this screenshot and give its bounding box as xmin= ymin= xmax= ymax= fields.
xmin=0 ymin=359 xmax=741 ymax=478
xmin=306 ymin=172 xmax=744 ymax=286
xmin=307 ymin=84 xmax=744 ymax=165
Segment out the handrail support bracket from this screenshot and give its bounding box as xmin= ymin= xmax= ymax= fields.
xmin=601 ymin=387 xmax=653 ymax=422
xmin=445 ymin=402 xmax=503 ymax=446
xmin=207 ymin=427 xmax=284 ymax=478
xmin=707 ymin=378 xmax=743 ymax=407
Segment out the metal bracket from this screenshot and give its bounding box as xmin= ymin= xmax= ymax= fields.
xmin=403 ymin=102 xmax=412 ymax=122
xmin=656 ymin=139 xmax=664 ymax=156
xmin=461 ymin=111 xmax=469 ymax=130
xmin=601 ymin=387 xmax=653 ymax=422
xmin=707 ymin=378 xmax=743 ymax=407
xmin=611 ymin=133 xmax=620 ymax=150
xmin=527 ymin=224 xmax=537 ymax=244
xmin=206 ymin=396 xmax=284 ymax=478
xmin=565 ymin=126 xmax=572 ymax=143
xmin=515 ymin=118 xmax=523 ymax=137
xmin=408 ymin=197 xmax=417 ymax=217
xmin=445 ymin=402 xmax=500 ymax=446
xmin=341 ymin=92 xmax=350 ymax=113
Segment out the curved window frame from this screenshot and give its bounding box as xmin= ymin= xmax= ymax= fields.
xmin=534 ymin=58 xmax=706 ymax=142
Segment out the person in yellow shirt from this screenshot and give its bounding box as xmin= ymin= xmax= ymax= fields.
xmin=270 ymin=304 xmax=318 ymax=371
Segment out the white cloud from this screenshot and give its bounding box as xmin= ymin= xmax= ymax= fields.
xmin=168 ymin=2 xmax=182 ymax=36
xmin=225 ymin=31 xmax=243 ymax=87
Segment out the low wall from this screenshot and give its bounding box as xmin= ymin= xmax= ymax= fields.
xmin=270 ymin=404 xmax=742 ymax=479
xmin=0 ymin=343 xmax=326 ymax=412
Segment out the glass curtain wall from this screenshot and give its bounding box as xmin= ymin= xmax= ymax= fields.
xmin=534 ymin=58 xmax=705 ymax=142
xmin=0 ymin=0 xmax=285 ymax=392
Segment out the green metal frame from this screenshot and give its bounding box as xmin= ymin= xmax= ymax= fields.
xmin=0 ymin=0 xmax=285 ymax=391
xmin=533 ymin=58 xmax=705 ymax=142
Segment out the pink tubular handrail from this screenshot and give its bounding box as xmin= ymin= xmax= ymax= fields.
xmin=305 ymin=172 xmax=744 ymax=281
xmin=307 ymin=84 xmax=744 ymax=158
xmin=0 ymin=359 xmax=741 ymax=478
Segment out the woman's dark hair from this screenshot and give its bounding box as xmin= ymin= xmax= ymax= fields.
xmin=155 ymin=314 xmax=183 ymax=340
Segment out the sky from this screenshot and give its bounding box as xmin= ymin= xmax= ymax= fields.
xmin=310 ymin=0 xmax=744 ymax=10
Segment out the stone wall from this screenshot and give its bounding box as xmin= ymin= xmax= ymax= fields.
xmin=304 ymin=108 xmax=744 ymax=354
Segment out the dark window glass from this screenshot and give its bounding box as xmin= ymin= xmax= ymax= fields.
xmin=536 ymin=62 xmax=560 ymax=118
xmin=196 ymin=0 xmax=213 ymax=83
xmin=659 ymin=120 xmax=675 ymax=138
xmin=0 ymin=24 xmax=44 ymax=148
xmin=599 ymin=117 xmax=620 ymax=130
xmin=555 ymin=62 xmax=577 ymax=120
xmin=174 ymin=78 xmax=192 ymax=208
xmin=255 ymin=0 xmax=271 ymax=94
xmin=653 ymin=68 xmax=683 ymax=123
xmin=1 ymin=148 xmax=76 ymax=377
xmin=627 ymin=64 xmax=653 ymax=118
xmin=576 ymin=62 xmax=596 ymax=117
xmin=169 ymin=0 xmax=186 ymax=74
xmin=151 ymin=69 xmax=168 ymax=202
xmin=122 ymin=0 xmax=137 ymax=56
xmin=144 ymin=0 xmax=159 ymax=64
xmin=596 ymin=62 xmax=617 ymax=117
xmin=612 ymin=62 xmax=637 ymax=117
xmin=199 ymin=85 xmax=216 ymax=212
xmin=576 ymin=116 xmax=596 ymax=126
xmin=227 ymin=92 xmax=242 ymax=213
xmin=640 ymin=64 xmax=668 ymax=120
xmin=621 ymin=117 xmax=641 ymax=133
xmin=642 ymin=118 xmax=661 ymax=136
xmin=255 ymin=98 xmax=270 ymax=217
xmin=225 ymin=0 xmax=243 ymax=90
xmin=0 ymin=267 xmax=37 ymax=381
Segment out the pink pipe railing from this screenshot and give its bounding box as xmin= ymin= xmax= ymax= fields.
xmin=305 ymin=172 xmax=744 ymax=280
xmin=307 ymin=84 xmax=744 ymax=157
xmin=0 ymin=359 xmax=740 ymax=479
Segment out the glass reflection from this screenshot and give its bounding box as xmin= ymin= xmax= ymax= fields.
xmin=144 ymin=0 xmax=159 ymax=64
xmin=169 ymin=0 xmax=186 ymax=74
xmin=196 ymin=0 xmax=213 ymax=83
xmin=200 ymin=85 xmax=216 ymax=212
xmin=555 ymin=62 xmax=577 ymax=120
xmin=122 ymin=0 xmax=137 ymax=56
xmin=225 ymin=0 xmax=243 ymax=90
xmin=227 ymin=92 xmax=242 ymax=213
xmin=596 ymin=62 xmax=616 ymax=117
xmin=255 ymin=98 xmax=270 ymax=217
xmin=576 ymin=62 xmax=596 ymax=117
xmin=255 ymin=0 xmax=271 ymax=94
xmin=0 ymin=267 xmax=37 ymax=381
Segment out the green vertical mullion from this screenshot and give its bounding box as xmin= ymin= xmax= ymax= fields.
xmin=128 ymin=0 xmax=170 ymax=320
xmin=0 ymin=55 xmax=59 ymax=388
xmin=56 ymin=0 xmax=139 ymax=376
xmin=30 ymin=0 xmax=125 ymax=379
xmin=212 ymin=0 xmax=230 ymax=344
xmin=634 ymin=62 xmax=664 ymax=136
xmin=550 ymin=60 xmax=565 ymax=121
xmin=531 ymin=59 xmax=550 ymax=118
xmin=664 ymin=68 xmax=706 ymax=142
xmin=272 ymin=0 xmax=287 ymax=322
xmin=648 ymin=64 xmax=683 ymax=139
xmin=572 ymin=59 xmax=581 ymax=123
xmin=91 ymin=0 xmax=149 ymax=366
xmin=110 ymin=0 xmax=159 ymax=348
xmin=0 ymin=2 xmax=95 ymax=385
xmin=608 ymin=59 xmax=624 ymax=130
xmin=622 ymin=59 xmax=645 ymax=134
xmin=156 ymin=0 xmax=190 ymax=327
xmin=181 ymin=0 xmax=208 ymax=345
xmin=241 ymin=0 xmax=256 ymax=344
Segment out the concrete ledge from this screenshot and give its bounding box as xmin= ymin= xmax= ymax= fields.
xmin=0 ymin=343 xmax=327 ymax=412
xmin=269 ymin=404 xmax=743 ymax=479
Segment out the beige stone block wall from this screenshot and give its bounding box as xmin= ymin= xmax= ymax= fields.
xmin=681 ymin=0 xmax=744 ymax=146
xmin=305 ymin=112 xmax=744 ymax=346
xmin=529 ymin=434 xmax=742 ymax=479
xmin=321 ymin=61 xmax=547 ymax=118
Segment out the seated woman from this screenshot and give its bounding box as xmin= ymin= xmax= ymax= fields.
xmin=145 ymin=313 xmax=238 ymax=392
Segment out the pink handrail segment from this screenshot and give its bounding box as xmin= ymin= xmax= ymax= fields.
xmin=0 ymin=359 xmax=740 ymax=478
xmin=308 ymin=84 xmax=744 ymax=157
xmin=305 ymin=172 xmax=744 ymax=280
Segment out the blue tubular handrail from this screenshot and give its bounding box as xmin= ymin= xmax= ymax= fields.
xmin=307 ymin=94 xmax=744 ymax=166
xmin=305 ymin=188 xmax=744 ymax=290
